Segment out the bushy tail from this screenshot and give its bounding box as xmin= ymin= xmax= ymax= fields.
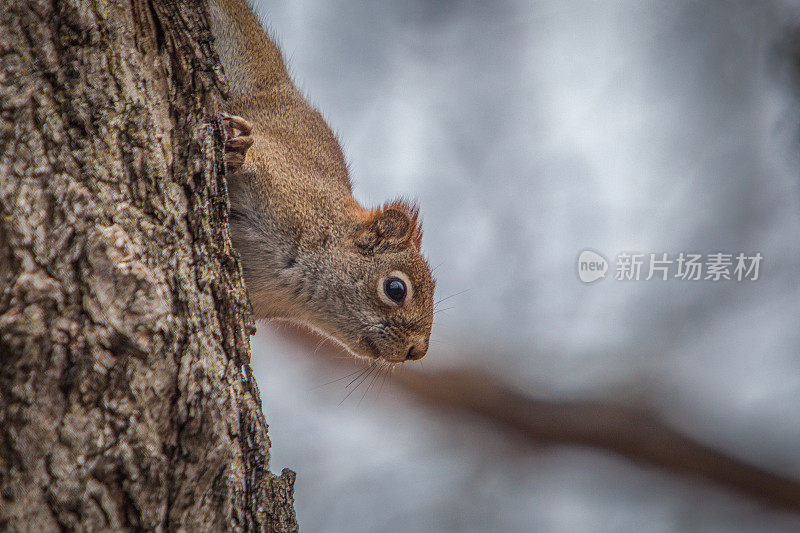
xmin=208 ymin=0 xmax=289 ymax=95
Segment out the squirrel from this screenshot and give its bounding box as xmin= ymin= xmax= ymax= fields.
xmin=208 ymin=0 xmax=434 ymax=363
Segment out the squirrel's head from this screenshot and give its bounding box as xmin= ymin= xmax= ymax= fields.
xmin=307 ymin=201 xmax=435 ymax=364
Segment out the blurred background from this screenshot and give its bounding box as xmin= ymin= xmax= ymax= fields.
xmin=248 ymin=1 xmax=800 ymax=531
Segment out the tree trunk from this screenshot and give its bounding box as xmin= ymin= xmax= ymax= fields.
xmin=0 ymin=0 xmax=297 ymax=530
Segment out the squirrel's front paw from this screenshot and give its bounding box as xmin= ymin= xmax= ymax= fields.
xmin=222 ymin=114 xmax=254 ymax=174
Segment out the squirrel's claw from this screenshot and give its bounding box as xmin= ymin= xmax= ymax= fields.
xmin=222 ymin=114 xmax=254 ymax=174
xmin=223 ymin=114 xmax=252 ymax=136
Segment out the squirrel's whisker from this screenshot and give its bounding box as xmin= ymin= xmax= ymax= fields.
xmin=358 ymin=363 xmax=383 ymax=406
xmin=434 ymin=288 xmax=471 ymax=307
xmin=340 ymin=362 xmax=378 ymax=405
xmin=312 ymin=366 xmax=368 ymax=390
xmin=377 ymin=364 xmax=391 ymax=398
xmin=345 ymin=362 xmax=374 ymax=390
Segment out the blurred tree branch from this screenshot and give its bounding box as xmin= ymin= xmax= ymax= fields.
xmin=282 ymin=327 xmax=800 ymax=514
xmin=392 ymin=366 xmax=800 ymax=513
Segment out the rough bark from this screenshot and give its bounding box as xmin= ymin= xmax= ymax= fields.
xmin=0 ymin=0 xmax=297 ymax=530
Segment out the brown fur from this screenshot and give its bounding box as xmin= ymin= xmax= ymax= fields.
xmin=210 ymin=0 xmax=434 ymax=362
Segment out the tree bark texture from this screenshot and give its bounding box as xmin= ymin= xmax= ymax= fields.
xmin=0 ymin=0 xmax=297 ymax=530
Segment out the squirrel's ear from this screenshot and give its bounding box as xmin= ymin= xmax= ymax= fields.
xmin=354 ymin=202 xmax=422 ymax=253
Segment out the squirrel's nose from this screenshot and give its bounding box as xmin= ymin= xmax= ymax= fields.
xmin=405 ymin=339 xmax=428 ymax=361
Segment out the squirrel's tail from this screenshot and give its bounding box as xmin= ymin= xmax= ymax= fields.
xmin=209 ymin=0 xmax=289 ymax=95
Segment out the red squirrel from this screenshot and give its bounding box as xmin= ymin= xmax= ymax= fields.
xmin=209 ymin=0 xmax=434 ymax=363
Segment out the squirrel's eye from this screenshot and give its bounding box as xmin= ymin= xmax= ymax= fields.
xmin=383 ymin=277 xmax=406 ymax=303
xmin=378 ymin=271 xmax=413 ymax=307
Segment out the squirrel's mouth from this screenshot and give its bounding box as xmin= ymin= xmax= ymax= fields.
xmin=358 ymin=337 xmax=381 ymax=359
xmin=355 ymin=336 xmax=414 ymax=363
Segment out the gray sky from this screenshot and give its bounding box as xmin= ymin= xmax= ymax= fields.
xmin=250 ymin=1 xmax=800 ymax=531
